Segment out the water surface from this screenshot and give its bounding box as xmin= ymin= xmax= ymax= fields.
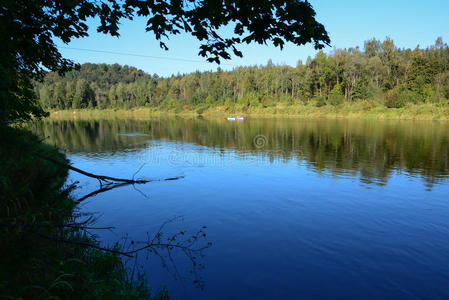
xmin=36 ymin=118 xmax=449 ymax=299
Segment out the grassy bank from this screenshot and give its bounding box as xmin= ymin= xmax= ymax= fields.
xmin=0 ymin=125 xmax=166 ymax=299
xmin=48 ymin=102 xmax=449 ymax=121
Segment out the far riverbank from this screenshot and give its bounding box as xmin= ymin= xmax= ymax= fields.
xmin=48 ymin=102 xmax=449 ymax=121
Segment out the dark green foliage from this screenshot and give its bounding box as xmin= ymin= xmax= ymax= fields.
xmin=0 ymin=0 xmax=328 ymax=123
xmin=0 ymin=125 xmax=166 ymax=299
xmin=385 ymin=86 xmax=419 ymax=108
xmin=37 ymin=38 xmax=449 ymax=110
xmin=314 ymin=96 xmax=327 ymax=107
xmin=0 ymin=125 xmax=71 ymax=229
xmin=328 ymin=83 xmax=344 ymax=106
xmin=385 ymin=86 xmax=404 ymax=108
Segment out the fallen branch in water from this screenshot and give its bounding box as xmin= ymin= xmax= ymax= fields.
xmin=35 ymin=153 xmax=149 ymax=184
xmin=76 ymin=182 xmax=130 ymax=203
xmin=35 ymin=153 xmax=185 ymax=187
xmin=76 ymin=176 xmax=185 ymax=203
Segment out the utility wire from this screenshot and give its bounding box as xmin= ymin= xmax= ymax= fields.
xmin=59 ymin=46 xmax=238 ymax=67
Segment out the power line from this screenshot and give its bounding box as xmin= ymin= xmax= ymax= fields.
xmin=59 ymin=46 xmax=237 ymax=67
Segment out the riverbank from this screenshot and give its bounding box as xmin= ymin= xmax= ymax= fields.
xmin=48 ymin=102 xmax=449 ymax=121
xmin=0 ymin=125 xmax=166 ymax=299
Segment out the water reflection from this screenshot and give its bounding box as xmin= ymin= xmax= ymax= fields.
xmin=32 ymin=117 xmax=449 ymax=299
xmin=34 ymin=117 xmax=449 ymax=187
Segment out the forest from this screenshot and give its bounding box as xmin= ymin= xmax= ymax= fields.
xmin=37 ymin=37 xmax=449 ymax=111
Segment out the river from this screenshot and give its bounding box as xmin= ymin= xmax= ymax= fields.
xmin=35 ymin=117 xmax=449 ymax=299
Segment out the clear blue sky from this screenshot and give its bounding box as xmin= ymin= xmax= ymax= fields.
xmin=56 ymin=0 xmax=449 ymax=77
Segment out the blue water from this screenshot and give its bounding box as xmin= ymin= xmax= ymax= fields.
xmin=39 ymin=118 xmax=449 ymax=299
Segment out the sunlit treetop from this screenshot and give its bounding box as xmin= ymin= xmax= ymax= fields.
xmin=0 ymin=0 xmax=329 ymax=121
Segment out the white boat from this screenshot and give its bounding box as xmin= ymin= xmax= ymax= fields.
xmin=237 ymin=116 xmax=244 ymax=120
xmin=227 ymin=116 xmax=236 ymax=121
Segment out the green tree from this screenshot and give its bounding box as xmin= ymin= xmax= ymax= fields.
xmin=73 ymin=79 xmax=94 ymax=108
xmin=408 ymin=49 xmax=432 ymax=101
xmin=1 ymin=0 xmax=329 ymax=122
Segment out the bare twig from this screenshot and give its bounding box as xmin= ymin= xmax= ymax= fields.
xmin=132 ymin=184 xmax=150 ymax=199
xmin=124 ymin=242 xmax=209 ymax=255
xmin=163 ymin=176 xmax=185 ymax=181
xmin=132 ymin=164 xmax=146 ymax=181
xmin=76 ymin=176 xmax=184 ymax=203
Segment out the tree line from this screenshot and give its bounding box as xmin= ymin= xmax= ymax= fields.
xmin=35 ymin=118 xmax=449 ymax=186
xmin=37 ymin=37 xmax=449 ymax=110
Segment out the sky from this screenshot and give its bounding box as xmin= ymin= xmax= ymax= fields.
xmin=56 ymin=0 xmax=449 ymax=77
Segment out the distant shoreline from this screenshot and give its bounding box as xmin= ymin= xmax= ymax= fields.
xmin=47 ymin=103 xmax=449 ymax=121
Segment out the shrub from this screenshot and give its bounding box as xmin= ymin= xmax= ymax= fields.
xmin=261 ymin=96 xmax=274 ymax=107
xmin=314 ymin=96 xmax=327 ymax=107
xmin=0 ymin=126 xmax=166 ymax=300
xmin=385 ymin=87 xmax=405 ymax=108
xmin=328 ymin=94 xmax=345 ymax=106
xmin=328 ymin=83 xmax=345 ymax=106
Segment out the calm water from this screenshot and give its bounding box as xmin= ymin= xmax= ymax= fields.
xmin=36 ymin=118 xmax=449 ymax=299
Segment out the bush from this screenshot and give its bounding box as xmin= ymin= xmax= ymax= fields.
xmin=248 ymin=94 xmax=261 ymax=107
xmin=261 ymin=96 xmax=274 ymax=108
xmin=423 ymin=84 xmax=436 ymax=103
xmin=328 ymin=94 xmax=345 ymax=106
xmin=314 ymin=96 xmax=327 ymax=107
xmin=0 ymin=125 xmax=164 ymax=299
xmin=385 ymin=87 xmax=405 ymax=108
xmin=205 ymin=95 xmax=215 ymax=105
xmin=328 ymin=84 xmax=345 ymax=106
xmin=196 ymin=105 xmax=207 ymax=114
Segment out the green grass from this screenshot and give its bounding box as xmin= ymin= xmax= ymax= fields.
xmin=0 ymin=125 xmax=167 ymax=299
xmin=48 ymin=101 xmax=449 ymax=121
